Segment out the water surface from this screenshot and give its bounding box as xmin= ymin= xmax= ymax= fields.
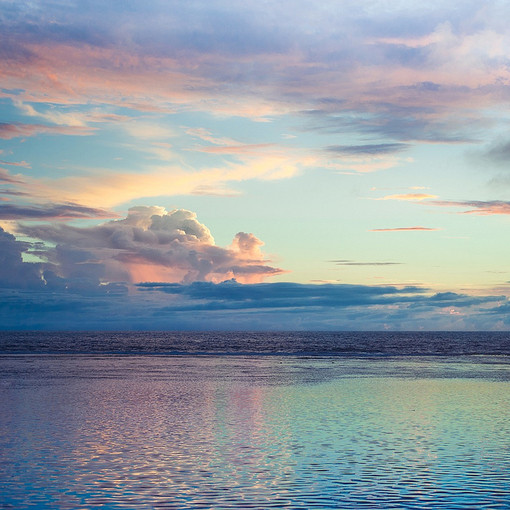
xmin=1 ymin=332 xmax=510 ymax=508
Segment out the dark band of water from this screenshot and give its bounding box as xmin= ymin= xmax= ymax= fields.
xmin=1 ymin=331 xmax=510 ymax=355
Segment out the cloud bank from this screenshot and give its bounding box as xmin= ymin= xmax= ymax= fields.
xmin=0 ymin=213 xmax=507 ymax=331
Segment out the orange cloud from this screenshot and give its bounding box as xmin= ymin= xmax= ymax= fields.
xmin=379 ymin=193 xmax=438 ymax=201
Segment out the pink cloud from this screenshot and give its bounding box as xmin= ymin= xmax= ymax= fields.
xmin=0 ymin=122 xmax=95 ymax=139
xmin=0 ymin=160 xmax=31 ymax=168
xmin=1 ymin=29 xmax=507 ymax=125
xmin=431 ymin=200 xmax=510 ymax=215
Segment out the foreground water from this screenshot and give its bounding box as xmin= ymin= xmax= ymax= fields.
xmin=1 ymin=332 xmax=510 ymax=508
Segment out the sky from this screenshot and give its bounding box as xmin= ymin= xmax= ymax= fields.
xmin=1 ymin=0 xmax=510 ymax=330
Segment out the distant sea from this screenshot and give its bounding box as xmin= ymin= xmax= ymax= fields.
xmin=1 ymin=331 xmax=510 ymax=508
xmin=2 ymin=330 xmax=510 ymax=355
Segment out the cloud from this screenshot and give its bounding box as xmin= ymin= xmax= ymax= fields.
xmin=136 ymin=280 xmax=502 ymax=312
xmin=194 ymin=143 xmax=276 ymax=155
xmin=0 ymin=227 xmax=45 ymax=289
xmin=431 ymin=200 xmax=510 ymax=215
xmin=0 ymin=203 xmax=117 ymax=220
xmin=331 ymin=260 xmax=402 ymax=266
xmin=21 ymin=149 xmax=309 ymax=207
xmin=14 ymin=100 xmax=128 ymax=127
xmin=17 ymin=206 xmax=285 ymax=285
xmin=0 ymin=122 xmax=94 ymax=139
xmin=123 ymin=120 xmax=175 ymax=140
xmin=0 ymin=168 xmax=25 ymax=184
xmin=479 ymin=139 xmax=510 ymax=165
xmin=370 ymin=226 xmax=440 ymax=232
xmin=325 ymin=143 xmax=409 ymax=155
xmin=378 ymin=193 xmax=438 ymax=201
xmin=0 ymin=279 xmax=505 ymax=331
xmin=0 ymin=160 xmax=31 ymax=168
xmin=0 ymin=243 xmax=506 ymax=331
xmin=1 ymin=1 xmax=509 ymax=138
xmin=136 ymin=280 xmax=428 ymax=311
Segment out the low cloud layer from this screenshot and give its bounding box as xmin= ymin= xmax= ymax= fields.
xmin=0 ymin=278 xmax=506 ymax=331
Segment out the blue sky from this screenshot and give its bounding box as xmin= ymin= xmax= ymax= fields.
xmin=1 ymin=0 xmax=510 ymax=329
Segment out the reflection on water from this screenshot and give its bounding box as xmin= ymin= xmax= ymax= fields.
xmin=1 ymin=355 xmax=510 ymax=508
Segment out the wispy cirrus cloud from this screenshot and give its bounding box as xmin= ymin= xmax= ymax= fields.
xmin=14 ymin=101 xmax=128 ymax=127
xmin=0 ymin=168 xmax=25 ymax=184
xmin=17 ymin=147 xmax=314 ymax=207
xmin=378 ymin=193 xmax=438 ymax=201
xmin=0 ymin=122 xmax=94 ymax=139
xmin=370 ymin=226 xmax=440 ymax=232
xmin=331 ymin=260 xmax=402 ymax=266
xmin=0 ymin=160 xmax=31 ymax=168
xmin=325 ymin=143 xmax=409 ymax=156
xmin=431 ymin=200 xmax=510 ymax=215
xmin=0 ymin=203 xmax=117 ymax=220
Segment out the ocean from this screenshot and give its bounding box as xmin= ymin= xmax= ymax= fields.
xmin=1 ymin=331 xmax=510 ymax=508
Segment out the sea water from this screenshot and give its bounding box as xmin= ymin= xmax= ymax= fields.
xmin=1 ymin=332 xmax=510 ymax=509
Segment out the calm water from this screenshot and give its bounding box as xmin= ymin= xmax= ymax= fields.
xmin=1 ymin=332 xmax=510 ymax=508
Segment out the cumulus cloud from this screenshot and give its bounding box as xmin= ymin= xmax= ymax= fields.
xmin=0 ymin=227 xmax=45 ymax=289
xmin=18 ymin=206 xmax=285 ymax=285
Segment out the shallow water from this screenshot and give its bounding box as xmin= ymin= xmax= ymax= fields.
xmin=1 ymin=354 xmax=510 ymax=508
